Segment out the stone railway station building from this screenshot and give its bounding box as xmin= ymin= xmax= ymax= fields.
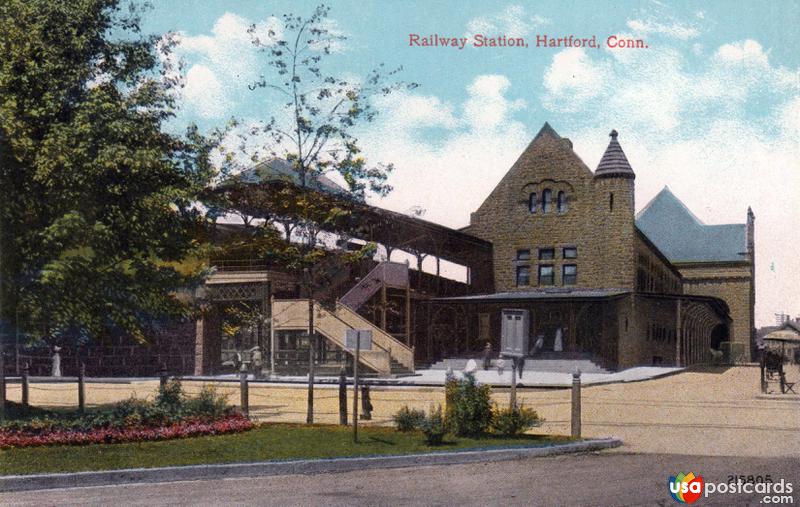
xmin=5 ymin=123 xmax=756 ymax=377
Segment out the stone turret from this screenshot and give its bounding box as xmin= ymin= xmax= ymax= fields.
xmin=593 ymin=129 xmax=637 ymax=289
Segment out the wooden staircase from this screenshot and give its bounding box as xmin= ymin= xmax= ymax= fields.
xmin=272 ymin=299 xmax=415 ymax=377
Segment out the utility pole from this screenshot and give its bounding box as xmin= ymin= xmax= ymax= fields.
xmin=0 ymin=208 xmax=5 ymax=421
xmin=352 ymin=332 xmax=360 ymax=443
xmin=305 ymin=268 xmax=315 ymax=424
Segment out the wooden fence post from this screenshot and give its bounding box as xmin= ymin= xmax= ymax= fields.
xmin=240 ymin=372 xmax=249 ymax=418
xmin=0 ymin=340 xmax=5 ymax=421
xmin=510 ymin=359 xmax=518 ymax=409
xmin=21 ymin=362 xmax=29 ymax=407
xmin=159 ymin=364 xmax=168 ymax=391
xmin=571 ymin=370 xmax=582 ymax=439
xmin=338 ymin=367 xmax=347 ymax=425
xmin=78 ymin=363 xmax=86 ymax=414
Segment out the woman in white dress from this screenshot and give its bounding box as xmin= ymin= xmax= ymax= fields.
xmin=51 ymin=346 xmax=62 ymax=377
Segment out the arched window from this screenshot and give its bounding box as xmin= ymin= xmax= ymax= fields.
xmin=609 ymin=192 xmax=614 ymax=211
xmin=542 ymin=189 xmax=552 ymax=214
xmin=557 ymin=191 xmax=567 ymax=213
xmin=528 ymin=192 xmax=537 ymax=213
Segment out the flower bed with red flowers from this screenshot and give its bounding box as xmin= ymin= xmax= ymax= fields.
xmin=0 ymin=413 xmax=254 ymax=449
xmin=1 ymin=380 xmax=254 ymax=449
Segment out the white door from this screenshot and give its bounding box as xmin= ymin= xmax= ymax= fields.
xmin=501 ymin=309 xmax=529 ymax=357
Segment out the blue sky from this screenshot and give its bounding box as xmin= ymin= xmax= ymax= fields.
xmin=139 ymin=1 xmax=800 ymax=325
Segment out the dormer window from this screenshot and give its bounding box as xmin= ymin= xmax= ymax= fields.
xmin=528 ymin=193 xmax=537 ymax=213
xmin=542 ymin=189 xmax=552 ymax=213
xmin=557 ymin=191 xmax=567 ymax=213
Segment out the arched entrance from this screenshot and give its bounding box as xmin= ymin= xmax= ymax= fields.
xmin=710 ymin=323 xmax=728 ymax=350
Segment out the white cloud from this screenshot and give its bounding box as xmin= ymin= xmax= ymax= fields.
xmin=464 ymin=75 xmax=526 ymax=129
xmin=360 ymin=75 xmax=529 ymax=228
xmin=370 ymin=91 xmax=458 ymax=131
xmin=178 ymin=13 xmax=280 ymax=83
xmin=626 ymin=18 xmax=699 ymax=40
xmin=170 ymin=12 xmax=282 ymax=119
xmin=715 ymin=39 xmax=768 ymax=64
xmin=543 ymin=48 xmax=610 ymax=112
xmin=465 ymin=5 xmax=550 ymax=39
xmin=541 ymin=29 xmax=800 ymax=325
xmin=183 ymin=65 xmax=226 ymax=118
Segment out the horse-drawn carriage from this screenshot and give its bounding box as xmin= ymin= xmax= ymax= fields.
xmin=760 ymin=348 xmax=796 ymax=395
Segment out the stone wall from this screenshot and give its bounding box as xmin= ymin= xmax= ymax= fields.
xmin=678 ymin=262 xmax=753 ymax=359
xmin=465 ymin=128 xmax=637 ymax=292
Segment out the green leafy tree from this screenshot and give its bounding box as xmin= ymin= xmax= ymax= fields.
xmin=214 ymin=4 xmax=416 ymax=422
xmin=0 ymin=0 xmax=215 ymax=351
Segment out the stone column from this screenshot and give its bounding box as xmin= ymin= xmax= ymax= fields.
xmin=194 ymin=316 xmax=205 ymax=376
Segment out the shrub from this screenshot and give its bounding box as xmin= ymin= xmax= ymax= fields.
xmin=392 ymin=406 xmax=426 ymax=432
xmin=156 ymin=379 xmax=185 ymax=413
xmin=490 ymin=404 xmax=542 ymax=436
xmin=184 ymin=386 xmax=230 ymax=419
xmin=446 ymin=373 xmax=492 ymax=437
xmin=419 ymin=405 xmax=446 ymax=445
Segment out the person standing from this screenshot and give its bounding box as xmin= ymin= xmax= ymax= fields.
xmin=482 ymin=342 xmax=492 ymax=370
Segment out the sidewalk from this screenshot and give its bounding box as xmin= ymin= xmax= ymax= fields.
xmin=183 ymin=365 xmax=684 ymax=388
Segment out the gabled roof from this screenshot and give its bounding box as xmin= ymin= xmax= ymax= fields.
xmin=225 ymin=158 xmax=348 ymax=195
xmin=594 ymin=130 xmax=635 ymax=179
xmin=532 ymin=121 xmax=561 ymax=143
xmin=635 ymin=187 xmax=747 ymax=263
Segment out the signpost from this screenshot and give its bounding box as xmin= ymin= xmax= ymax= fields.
xmin=500 ymin=310 xmax=529 ymax=409
xmin=345 ymin=329 xmax=372 ymax=442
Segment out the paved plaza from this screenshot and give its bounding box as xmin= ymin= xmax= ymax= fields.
xmin=4 ymin=366 xmax=799 ymax=457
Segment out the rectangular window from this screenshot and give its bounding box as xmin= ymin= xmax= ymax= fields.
xmin=538 ymin=265 xmax=554 ymax=285
xmin=516 ymin=266 xmax=530 ymax=286
xmin=516 ymin=249 xmax=531 ymax=261
xmin=538 ymin=248 xmax=555 ymax=260
xmin=563 ymin=247 xmax=577 ymax=259
xmin=562 ymin=264 xmax=577 ymax=285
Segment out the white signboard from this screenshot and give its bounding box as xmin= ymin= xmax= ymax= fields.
xmin=501 ymin=309 xmax=529 ymax=357
xmin=345 ymin=329 xmax=373 ymax=351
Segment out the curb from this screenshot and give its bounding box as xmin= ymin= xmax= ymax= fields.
xmin=756 ymin=394 xmax=800 ymax=402
xmin=0 ymin=438 xmax=622 ymax=493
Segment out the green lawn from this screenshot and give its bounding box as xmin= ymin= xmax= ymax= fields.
xmin=0 ymin=424 xmax=571 ymax=476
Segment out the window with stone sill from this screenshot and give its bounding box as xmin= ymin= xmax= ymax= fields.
xmin=562 ymin=264 xmax=577 ymax=285
xmin=538 ymin=248 xmax=555 ymax=260
xmin=542 ymin=189 xmax=552 ymax=213
xmin=516 ymin=249 xmax=531 ymax=261
xmin=516 ymin=265 xmax=531 ymax=286
xmin=538 ymin=265 xmax=554 ymax=285
xmin=557 ymin=191 xmax=568 ymax=213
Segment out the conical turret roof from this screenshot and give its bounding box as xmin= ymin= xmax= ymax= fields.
xmin=595 ymin=130 xmax=635 ymax=179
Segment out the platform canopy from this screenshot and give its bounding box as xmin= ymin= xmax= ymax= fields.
xmin=213 ymin=159 xmax=493 ymax=275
